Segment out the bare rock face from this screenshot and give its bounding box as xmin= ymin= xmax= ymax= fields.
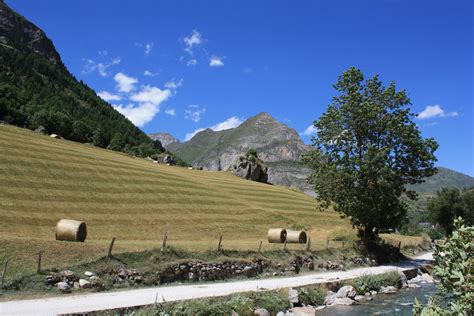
xmin=231 ymin=158 xmax=268 ymax=183
xmin=0 ymin=1 xmax=62 ymax=64
xmin=148 ymin=132 xmax=179 ymax=148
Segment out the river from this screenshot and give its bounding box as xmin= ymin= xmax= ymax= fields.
xmin=319 ymin=282 xmax=437 ymax=316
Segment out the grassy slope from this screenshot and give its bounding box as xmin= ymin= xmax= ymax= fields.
xmin=0 ymin=124 xmax=352 ymax=275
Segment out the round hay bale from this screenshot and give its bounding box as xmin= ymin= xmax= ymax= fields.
xmin=268 ymin=228 xmax=287 ymax=243
xmin=55 ymin=219 xmax=87 ymax=242
xmin=286 ymin=230 xmax=307 ymax=244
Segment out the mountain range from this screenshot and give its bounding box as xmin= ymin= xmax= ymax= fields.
xmin=151 ymin=113 xmax=474 ymax=198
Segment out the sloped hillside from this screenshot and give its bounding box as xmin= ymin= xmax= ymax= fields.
xmin=0 ymin=124 xmax=351 ymax=274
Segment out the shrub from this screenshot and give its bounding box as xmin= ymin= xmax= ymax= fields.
xmin=252 ymin=290 xmax=290 ymax=314
xmin=354 ymin=271 xmax=402 ymax=294
xmin=226 ymin=295 xmax=254 ymax=315
xmin=298 ymin=286 xmax=325 ymax=306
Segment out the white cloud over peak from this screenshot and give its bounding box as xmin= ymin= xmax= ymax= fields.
xmin=301 ymin=124 xmax=317 ymax=136
xmin=417 ymin=104 xmax=459 ymax=120
xmin=114 ymin=72 xmax=138 ymax=93
xmin=97 ymin=91 xmax=122 ymax=102
xmin=184 ymin=116 xmax=244 ymax=141
xmin=165 ymin=108 xmax=176 ymax=116
xmin=185 ymin=105 xmax=206 ymax=123
xmin=209 ymin=56 xmax=224 ymax=67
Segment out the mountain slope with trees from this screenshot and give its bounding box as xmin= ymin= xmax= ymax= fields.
xmin=0 ymin=0 xmax=163 ymax=157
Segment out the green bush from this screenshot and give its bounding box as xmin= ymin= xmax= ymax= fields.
xmin=226 ymin=295 xmax=254 ymax=315
xmin=354 ymin=271 xmax=402 ymax=294
xmin=298 ymin=286 xmax=325 ymax=306
xmin=252 ymin=290 xmax=290 ymax=314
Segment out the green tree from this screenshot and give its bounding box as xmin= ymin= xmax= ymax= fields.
xmin=302 ymin=67 xmax=438 ymax=242
xmin=92 ymin=128 xmax=108 ymax=148
xmin=428 ymin=188 xmax=473 ymax=235
xmin=413 ymin=217 xmax=473 ymax=315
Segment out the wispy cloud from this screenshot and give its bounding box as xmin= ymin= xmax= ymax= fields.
xmin=82 ymin=57 xmax=121 ymax=77
xmin=165 ymin=108 xmax=176 ymax=117
xmin=97 ymin=91 xmax=122 ymax=102
xmin=143 ymin=70 xmax=158 ymax=77
xmin=185 ymin=116 xmax=244 ymax=141
xmin=184 ymin=30 xmax=202 ymax=55
xmin=187 ymin=59 xmax=198 ymax=66
xmin=114 ymin=72 xmax=138 ymax=93
xmin=209 ymin=56 xmax=224 ymax=67
xmin=135 ymin=42 xmax=154 ymax=56
xmin=417 ymin=104 xmax=459 ymax=120
xmin=164 ymin=78 xmax=183 ymax=90
xmin=301 ymin=124 xmax=317 ymax=136
xmin=185 ymin=105 xmax=206 ymax=123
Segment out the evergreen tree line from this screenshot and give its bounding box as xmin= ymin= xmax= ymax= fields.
xmin=0 ymin=46 xmax=166 ymax=158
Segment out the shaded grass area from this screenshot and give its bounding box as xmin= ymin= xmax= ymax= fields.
xmin=0 ymin=124 xmax=354 ymax=277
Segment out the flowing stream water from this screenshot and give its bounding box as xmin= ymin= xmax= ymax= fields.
xmin=318 ymin=282 xmax=437 ymax=316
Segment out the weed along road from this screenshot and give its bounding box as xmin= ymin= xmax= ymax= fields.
xmin=0 ymin=253 xmax=433 ymax=315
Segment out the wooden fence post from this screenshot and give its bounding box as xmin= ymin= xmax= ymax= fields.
xmin=257 ymin=241 xmax=263 ymax=255
xmin=305 ymin=237 xmax=311 ymax=251
xmin=108 ymin=237 xmax=116 ymax=258
xmin=36 ymin=252 xmax=43 ymax=274
xmin=217 ymin=235 xmax=223 ymax=251
xmin=1 ymin=260 xmax=8 ymax=292
xmin=283 ymin=238 xmax=287 ymax=251
xmin=398 ymin=241 xmax=402 ymax=251
xmin=326 ymin=238 xmax=330 ymax=250
xmin=162 ymin=229 xmax=168 ymax=249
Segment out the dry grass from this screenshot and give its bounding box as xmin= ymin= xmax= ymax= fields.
xmin=0 ymin=124 xmax=354 ymax=275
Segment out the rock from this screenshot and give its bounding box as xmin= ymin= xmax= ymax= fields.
xmin=289 ymin=306 xmax=317 ymax=315
xmin=421 ymin=273 xmax=434 ymax=283
xmin=370 ymin=290 xmax=378 ymax=296
xmin=276 ymin=312 xmax=285 ymax=316
xmin=315 ymin=305 xmax=326 ymax=311
xmin=60 ymin=270 xmax=77 ymax=282
xmin=324 ymin=292 xmax=337 ymax=305
xmin=79 ymin=279 xmax=91 ymax=289
xmin=45 ymin=274 xmax=60 ymax=286
xmin=354 ymin=295 xmax=366 ymax=301
xmin=408 ymin=283 xmax=421 ymax=289
xmin=73 ymin=282 xmax=80 ymax=289
xmin=231 ymin=157 xmax=268 ymax=183
xmin=336 ymin=285 xmax=357 ymax=299
xmin=254 ymin=308 xmax=270 ymax=316
xmin=398 ymin=270 xmax=408 ymax=288
xmin=57 ymin=281 xmax=71 ymax=293
xmin=34 ymin=126 xmax=47 ymax=134
xmin=84 ymin=271 xmax=94 ymax=277
xmin=288 ymin=288 xmax=299 ymax=304
xmin=334 ymin=298 xmax=356 ymax=306
xmin=380 ymin=286 xmax=398 ymax=294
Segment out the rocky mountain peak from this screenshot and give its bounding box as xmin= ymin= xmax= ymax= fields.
xmin=148 ymin=132 xmax=179 ymax=147
xmin=0 ymin=1 xmax=62 ymax=64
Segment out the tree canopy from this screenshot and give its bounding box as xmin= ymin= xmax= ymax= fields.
xmin=303 ymin=67 xmax=438 ymax=240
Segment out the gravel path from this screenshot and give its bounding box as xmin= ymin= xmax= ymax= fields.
xmin=0 ymin=253 xmax=434 ymax=316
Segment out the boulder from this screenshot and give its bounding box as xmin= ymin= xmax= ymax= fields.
xmin=324 ymin=292 xmax=337 ymax=305
xmin=254 ymin=308 xmax=270 ymax=316
xmin=336 ymin=285 xmax=357 ymax=299
xmin=408 ymin=283 xmax=421 ymax=289
xmin=379 ymin=286 xmax=398 ymax=294
xmin=288 ymin=288 xmax=299 ymax=304
xmin=231 ymin=157 xmax=268 ymax=183
xmin=57 ymin=281 xmax=71 ymax=293
xmin=398 ymin=270 xmax=408 ymax=288
xmin=334 ymin=298 xmax=356 ymax=306
xmin=84 ymin=271 xmax=94 ymax=277
xmin=79 ymin=279 xmax=91 ymax=289
xmin=421 ymin=273 xmax=434 ymax=283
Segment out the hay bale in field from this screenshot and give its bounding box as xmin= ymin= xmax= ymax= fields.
xmin=55 ymin=219 xmax=87 ymax=242
xmin=268 ymin=228 xmax=287 ymax=243
xmin=286 ymin=230 xmax=307 ymax=244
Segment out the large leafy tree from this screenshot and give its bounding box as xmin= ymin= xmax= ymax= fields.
xmin=303 ymin=67 xmax=438 ymax=241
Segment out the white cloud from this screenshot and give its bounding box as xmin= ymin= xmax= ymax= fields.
xmin=130 ymin=85 xmax=171 ymax=106
xmin=144 ymin=42 xmax=153 ymax=56
xmin=184 ymin=116 xmax=244 ymax=141
xmin=185 ymin=105 xmax=206 ymax=123
xmin=165 ymin=108 xmax=176 ymax=116
xmin=164 ymin=78 xmax=183 ymax=90
xmin=187 ymin=59 xmax=198 ymax=66
xmin=114 ymin=72 xmax=138 ymax=93
xmin=97 ymin=91 xmax=122 ymax=102
xmin=301 ymin=125 xmax=317 ymax=136
xmin=184 ymin=30 xmax=202 ymax=55
xmin=113 ymin=85 xmax=172 ymax=127
xmin=82 ymin=57 xmax=121 ymax=77
xmin=209 ymin=56 xmax=224 ymax=67
xmin=143 ymin=70 xmax=158 ymax=77
xmin=417 ymin=104 xmax=459 ymax=120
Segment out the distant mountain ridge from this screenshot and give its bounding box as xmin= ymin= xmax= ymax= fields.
xmin=166 ymin=112 xmax=313 ymax=193
xmin=148 ymin=132 xmax=179 ymax=147
xmin=409 ymin=167 xmax=474 ymax=194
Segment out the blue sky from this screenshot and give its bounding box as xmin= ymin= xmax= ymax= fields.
xmin=7 ymin=0 xmax=473 ymax=176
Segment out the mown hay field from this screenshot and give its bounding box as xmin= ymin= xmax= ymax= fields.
xmin=0 ymin=124 xmax=353 ymax=274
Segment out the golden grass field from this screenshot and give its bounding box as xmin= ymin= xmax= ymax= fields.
xmin=0 ymin=124 xmax=358 ymax=275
